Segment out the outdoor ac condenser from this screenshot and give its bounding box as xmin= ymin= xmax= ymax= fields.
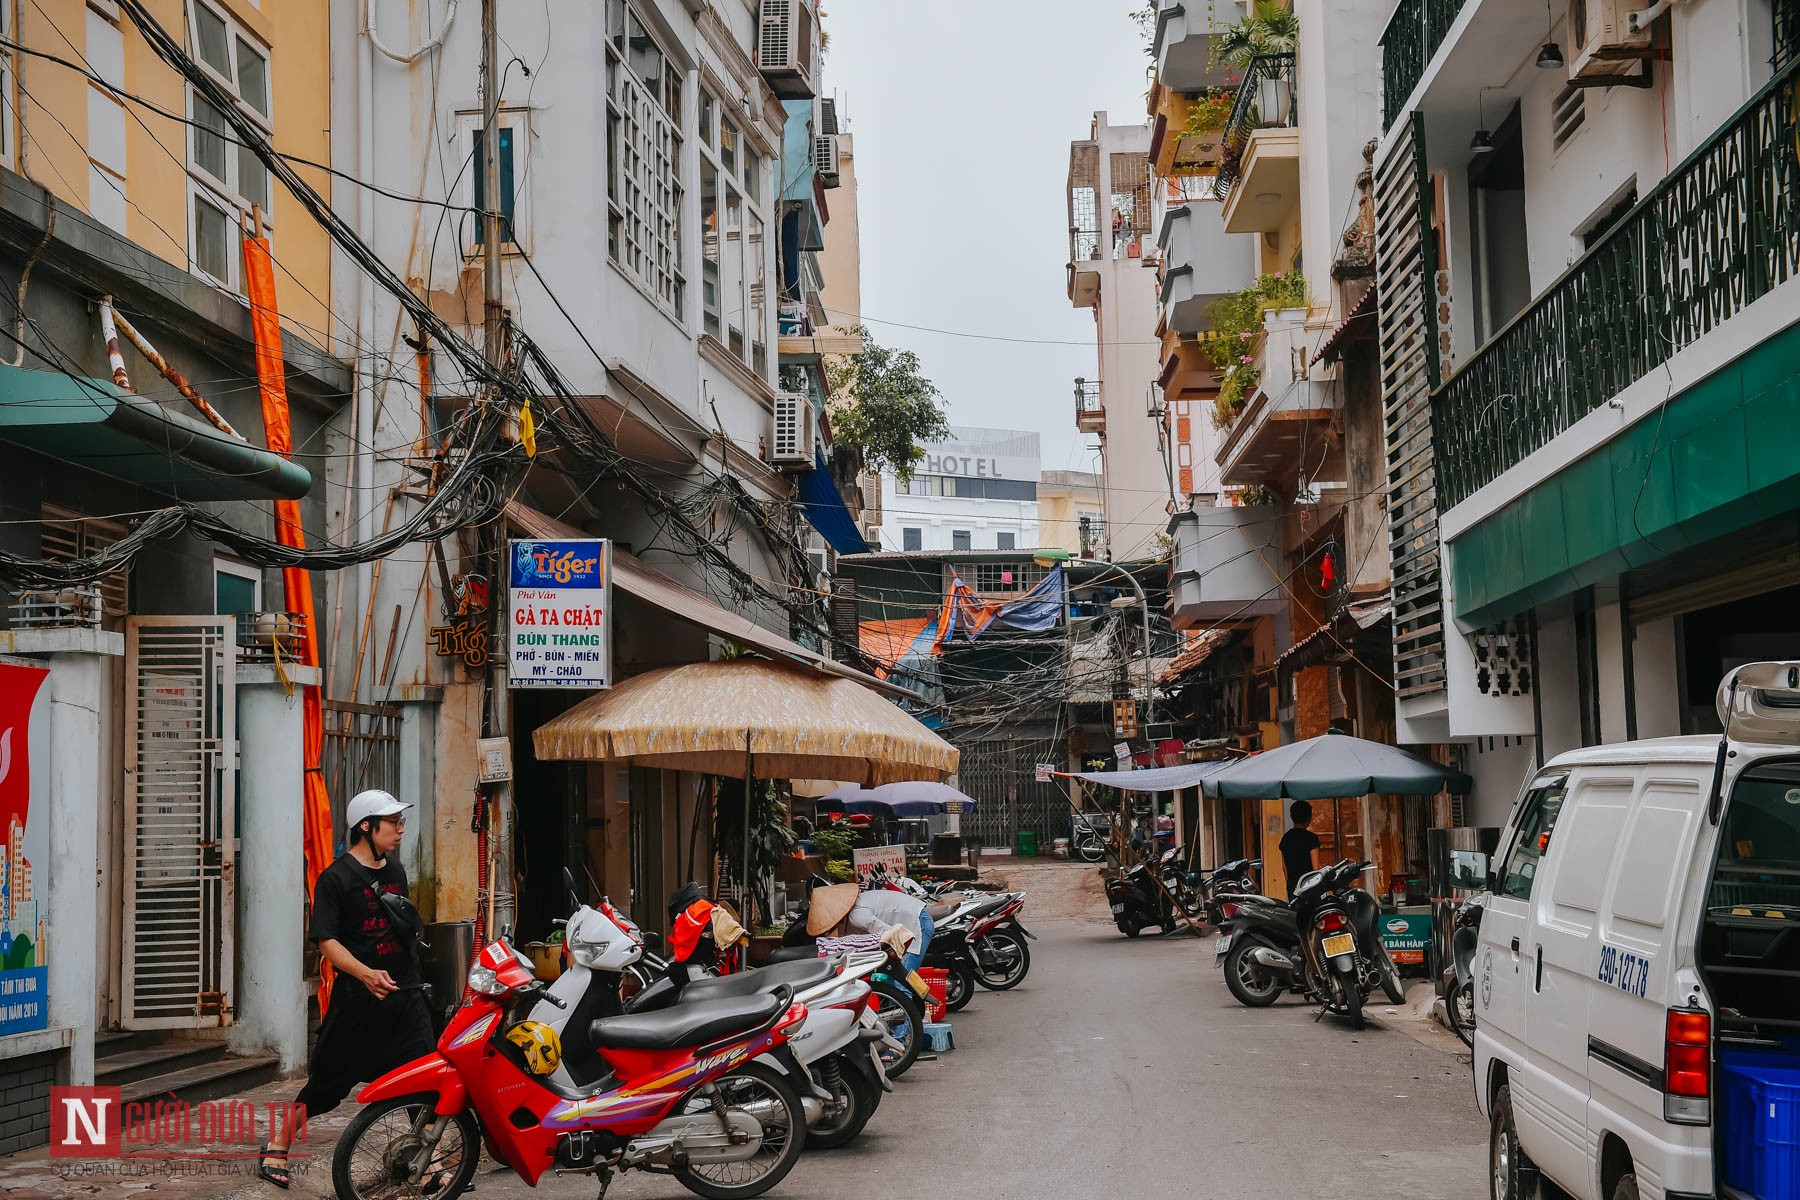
xmin=771 ymin=393 xmax=816 ymax=470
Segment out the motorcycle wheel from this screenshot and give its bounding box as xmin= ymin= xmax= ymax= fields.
xmin=1330 ymin=969 xmax=1366 ymax=1031
xmin=944 ymin=959 xmax=976 ymax=1012
xmin=806 ymin=1054 xmax=879 ymax=1150
xmin=1076 ymin=839 xmax=1105 ymax=863
xmin=870 ymin=979 xmax=924 ymax=1078
xmin=1448 ymin=979 xmax=1476 ymax=1048
xmin=672 ymin=1062 xmax=807 ymax=1198
xmin=1118 ymin=920 xmax=1140 ymax=938
xmin=332 ymin=1093 xmax=482 ymax=1200
xmin=1376 ymin=944 xmax=1407 ymax=1005
xmin=1223 ymin=940 xmax=1282 ymax=1007
xmin=971 ymin=929 xmax=1030 ymax=990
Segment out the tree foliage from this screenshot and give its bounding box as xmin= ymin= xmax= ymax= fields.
xmin=825 ymin=326 xmax=950 ymax=481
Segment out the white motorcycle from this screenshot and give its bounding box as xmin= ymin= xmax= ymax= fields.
xmin=526 ymin=894 xmax=893 ymax=1150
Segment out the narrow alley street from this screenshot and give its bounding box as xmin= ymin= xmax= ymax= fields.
xmin=1 ymin=860 xmax=1486 ymax=1200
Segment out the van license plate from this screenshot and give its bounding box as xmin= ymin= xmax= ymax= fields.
xmin=1322 ymin=933 xmax=1356 ymax=958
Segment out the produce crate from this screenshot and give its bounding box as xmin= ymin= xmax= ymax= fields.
xmin=1721 ymin=1049 xmax=1800 ymax=1200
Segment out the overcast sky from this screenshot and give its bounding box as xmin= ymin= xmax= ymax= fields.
xmin=824 ymin=2 xmax=1153 ymax=475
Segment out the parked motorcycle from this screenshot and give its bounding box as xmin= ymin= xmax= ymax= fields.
xmin=1070 ymin=812 xmax=1112 ymax=862
xmin=332 ymin=936 xmax=811 ymax=1200
xmin=1214 ymin=893 xmax=1309 ymax=1006
xmin=926 ymin=890 xmax=1034 ymax=994
xmin=1197 ymin=857 xmax=1262 ymax=925
xmin=1445 ymin=893 xmax=1485 ymax=1048
xmin=1289 ymin=859 xmax=1406 ymax=1030
xmin=1106 ymin=859 xmax=1178 ymax=937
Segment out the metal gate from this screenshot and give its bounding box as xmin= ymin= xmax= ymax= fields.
xmin=953 ymin=732 xmax=1071 ymax=850
xmin=122 ymin=617 xmax=235 ymax=1028
xmin=321 ymin=700 xmax=403 ymax=844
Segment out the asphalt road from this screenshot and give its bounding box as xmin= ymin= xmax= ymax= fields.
xmin=526 ymin=859 xmax=1489 ymax=1200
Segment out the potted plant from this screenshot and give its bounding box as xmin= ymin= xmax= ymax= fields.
xmin=1215 ymin=3 xmax=1298 ymax=126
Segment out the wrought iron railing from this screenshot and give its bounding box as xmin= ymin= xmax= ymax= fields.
xmin=1380 ymin=0 xmax=1468 ymax=129
xmin=1777 ymin=0 xmax=1800 ymax=69
xmin=1218 ymin=54 xmax=1297 ymax=199
xmin=1432 ymin=57 xmax=1800 ymax=510
xmin=1074 ymin=378 xmax=1103 ymax=424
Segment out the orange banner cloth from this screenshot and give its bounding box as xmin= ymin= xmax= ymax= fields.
xmin=244 ymin=234 xmax=338 ymax=1014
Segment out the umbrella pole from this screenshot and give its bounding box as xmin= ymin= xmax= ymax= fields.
xmin=743 ymin=731 xmax=754 ymax=929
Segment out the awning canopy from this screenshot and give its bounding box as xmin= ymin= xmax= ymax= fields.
xmin=1074 ymin=760 xmax=1234 ymax=791
xmin=1159 ymin=627 xmax=1234 ymax=685
xmin=797 ymin=446 xmax=867 ymax=555
xmin=532 ymin=657 xmax=959 ymax=785
xmin=0 ymin=365 xmax=312 ymax=500
xmin=505 ymin=501 xmax=920 ymax=703
xmin=1202 ymin=731 xmax=1471 ymax=800
xmin=1275 ymin=600 xmax=1390 ymax=675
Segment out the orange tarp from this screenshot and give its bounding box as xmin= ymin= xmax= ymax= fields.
xmin=245 ymin=233 xmax=338 ymax=1013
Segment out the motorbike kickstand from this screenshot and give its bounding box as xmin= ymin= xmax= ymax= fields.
xmin=595 ymin=1164 xmax=614 ymax=1200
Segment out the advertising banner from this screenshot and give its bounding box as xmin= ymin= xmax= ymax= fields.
xmin=852 ymin=845 xmax=907 ymax=883
xmin=508 ymin=540 xmax=612 ymax=689
xmin=0 ymin=662 xmax=49 ymax=1036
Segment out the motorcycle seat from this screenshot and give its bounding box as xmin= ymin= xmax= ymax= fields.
xmin=765 ymin=944 xmax=820 ymax=964
xmin=590 ymin=993 xmax=785 ymax=1050
xmin=679 ymin=958 xmax=837 ymax=999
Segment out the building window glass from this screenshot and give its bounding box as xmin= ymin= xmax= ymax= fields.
xmin=996 ymin=532 xmax=1016 ymax=551
xmin=902 ymin=527 xmax=922 ymax=552
xmin=213 ymin=557 xmax=262 ymax=616
xmin=698 ymin=85 xmax=769 ymax=373
xmin=606 ymin=0 xmax=684 ymax=316
xmin=185 ymin=0 xmax=272 ymax=289
xmin=952 ymin=530 xmax=971 ymax=551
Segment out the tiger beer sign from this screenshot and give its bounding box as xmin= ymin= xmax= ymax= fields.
xmin=507 ymin=540 xmax=613 ymax=689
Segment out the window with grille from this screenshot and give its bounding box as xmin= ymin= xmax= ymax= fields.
xmin=1550 ymin=84 xmax=1585 ymax=154
xmin=1776 ymin=0 xmax=1799 ymax=69
xmin=40 ymin=506 xmax=129 ymax=628
xmin=185 ymin=0 xmax=272 ymax=289
xmin=699 ymin=87 xmax=770 ymax=374
xmin=970 ymin=562 xmax=1047 ymax=594
xmin=606 ymin=1 xmax=685 ymax=317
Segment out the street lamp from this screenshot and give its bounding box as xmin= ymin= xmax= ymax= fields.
xmin=1035 ymin=549 xmax=1156 ymax=735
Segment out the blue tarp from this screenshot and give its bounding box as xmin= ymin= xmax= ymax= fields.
xmin=797 ymin=447 xmax=868 ymax=555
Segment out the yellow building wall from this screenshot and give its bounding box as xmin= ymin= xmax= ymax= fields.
xmin=1039 ymin=485 xmax=1103 ymax=555
xmin=10 ymin=1 xmax=333 ymax=348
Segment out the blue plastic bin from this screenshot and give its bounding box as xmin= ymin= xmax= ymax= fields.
xmin=1720 ymin=1049 xmax=1800 ymax=1200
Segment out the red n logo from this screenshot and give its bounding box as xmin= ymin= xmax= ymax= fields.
xmin=50 ymin=1086 xmax=121 ymax=1156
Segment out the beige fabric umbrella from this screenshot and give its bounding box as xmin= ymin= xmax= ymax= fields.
xmin=531 ymin=658 xmax=959 ymax=785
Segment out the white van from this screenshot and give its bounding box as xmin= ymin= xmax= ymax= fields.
xmin=1469 ymin=662 xmax=1800 ymax=1200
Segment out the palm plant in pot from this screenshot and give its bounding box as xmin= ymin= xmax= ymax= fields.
xmin=1215 ymin=3 xmax=1299 ymax=127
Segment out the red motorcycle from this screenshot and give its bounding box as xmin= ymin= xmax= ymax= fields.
xmin=331 ymin=937 xmax=812 ymax=1200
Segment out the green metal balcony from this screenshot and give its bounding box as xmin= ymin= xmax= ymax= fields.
xmin=1432 ymin=56 xmax=1800 ymax=512
xmin=1380 ymin=0 xmax=1467 ymax=129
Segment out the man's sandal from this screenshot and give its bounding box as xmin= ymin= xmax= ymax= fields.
xmin=258 ymin=1147 xmax=291 ymax=1190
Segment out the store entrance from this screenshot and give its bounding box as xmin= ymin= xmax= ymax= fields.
xmin=513 ymin=690 xmax=593 ymax=942
xmin=1680 ymin=582 xmax=1800 ymax=733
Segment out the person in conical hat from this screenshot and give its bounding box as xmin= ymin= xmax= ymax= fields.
xmin=805 ymin=883 xmax=861 ymax=937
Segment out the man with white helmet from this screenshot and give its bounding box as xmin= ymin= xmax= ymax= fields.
xmin=260 ymin=790 xmax=433 ymax=1189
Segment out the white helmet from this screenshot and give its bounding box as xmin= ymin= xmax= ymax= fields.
xmin=346 ymin=789 xmax=410 ymax=831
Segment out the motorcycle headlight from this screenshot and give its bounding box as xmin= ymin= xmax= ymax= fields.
xmin=468 ymin=963 xmax=507 ymax=996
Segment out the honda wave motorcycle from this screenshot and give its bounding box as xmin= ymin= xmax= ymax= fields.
xmin=332 ymin=937 xmax=810 ymax=1200
xmin=1196 ymin=858 xmax=1261 ymax=925
xmin=1288 ymin=859 xmax=1406 ymax=1030
xmin=1444 ymin=893 xmax=1485 ymax=1048
xmin=921 ymin=889 xmax=1034 ymax=1001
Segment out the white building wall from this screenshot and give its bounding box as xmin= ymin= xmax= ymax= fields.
xmin=1296 ymin=0 xmax=1387 ymax=325
xmin=1631 ymin=617 xmax=1684 ymax=740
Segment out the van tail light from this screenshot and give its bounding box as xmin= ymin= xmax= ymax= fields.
xmin=1664 ymin=1006 xmax=1711 ymax=1125
xmin=1317 ymin=910 xmax=1349 ymax=934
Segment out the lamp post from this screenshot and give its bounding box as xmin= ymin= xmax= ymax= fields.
xmin=1036 ymin=551 xmax=1156 ymax=737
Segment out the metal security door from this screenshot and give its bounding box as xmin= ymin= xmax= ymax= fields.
xmin=122 ymin=617 xmax=236 ymax=1028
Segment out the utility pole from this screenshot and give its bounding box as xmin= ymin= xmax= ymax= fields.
xmin=480 ymin=0 xmax=515 ymax=938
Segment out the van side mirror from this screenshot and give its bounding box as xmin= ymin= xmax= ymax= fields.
xmin=1450 ymin=849 xmax=1491 ymax=891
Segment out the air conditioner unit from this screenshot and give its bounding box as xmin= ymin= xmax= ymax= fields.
xmin=771 ymin=392 xmax=816 ymax=469
xmin=1566 ymin=0 xmax=1654 ymax=82
xmin=814 ymin=133 xmax=841 ymax=187
xmin=757 ymin=0 xmax=819 ymax=100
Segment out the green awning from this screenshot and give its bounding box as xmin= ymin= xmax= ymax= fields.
xmin=0 ymin=365 xmax=310 ymax=500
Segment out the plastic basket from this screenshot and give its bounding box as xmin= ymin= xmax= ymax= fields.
xmin=918 ymin=967 xmax=949 ymax=1023
xmin=1721 ymin=1049 xmax=1800 ymax=1200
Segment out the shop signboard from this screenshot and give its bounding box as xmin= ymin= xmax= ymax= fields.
xmin=0 ymin=662 xmax=49 ymax=1037
xmin=1380 ymin=911 xmax=1434 ymax=966
xmin=508 ymin=539 xmax=612 ymax=689
xmin=852 ymin=845 xmax=907 ymax=883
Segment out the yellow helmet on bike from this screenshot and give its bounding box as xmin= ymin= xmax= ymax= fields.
xmin=505 ymin=1020 xmax=562 ymax=1075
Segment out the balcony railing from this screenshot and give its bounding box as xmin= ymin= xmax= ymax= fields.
xmin=1218 ymin=54 xmax=1297 ymax=198
xmin=1074 ymin=378 xmax=1103 ymax=424
xmin=1778 ymin=0 xmax=1799 ymax=69
xmin=1380 ymin=0 xmax=1466 ymax=129
xmin=1432 ymin=56 xmax=1800 ymax=511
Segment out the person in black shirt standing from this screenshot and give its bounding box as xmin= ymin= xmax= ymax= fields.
xmin=260 ymin=790 xmax=435 ymax=1189
xmin=1277 ymin=800 xmax=1322 ymax=900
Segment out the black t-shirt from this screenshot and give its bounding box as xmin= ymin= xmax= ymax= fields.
xmin=1278 ymin=826 xmax=1321 ymax=898
xmin=309 ymin=854 xmax=420 ymax=996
